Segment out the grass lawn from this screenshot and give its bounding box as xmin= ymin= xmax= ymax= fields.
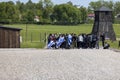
xmin=4 ymin=24 xmax=120 ymax=49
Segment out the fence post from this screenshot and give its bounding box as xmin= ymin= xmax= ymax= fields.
xmin=25 ymin=23 xmax=28 ymax=42
xmin=31 ymin=32 xmax=32 ymax=42
xmin=118 ymin=41 xmax=120 ymax=48
xmin=40 ymin=33 xmax=41 ymax=42
xmin=45 ymin=33 xmax=47 ymax=45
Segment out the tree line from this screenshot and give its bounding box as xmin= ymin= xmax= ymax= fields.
xmin=0 ymin=0 xmax=120 ymax=25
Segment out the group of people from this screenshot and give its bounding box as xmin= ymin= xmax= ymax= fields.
xmin=47 ymin=33 xmax=100 ymax=49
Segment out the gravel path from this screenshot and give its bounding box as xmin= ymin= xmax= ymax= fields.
xmin=0 ymin=49 xmax=120 ymax=80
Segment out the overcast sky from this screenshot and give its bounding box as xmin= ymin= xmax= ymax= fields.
xmin=0 ymin=0 xmax=120 ymax=7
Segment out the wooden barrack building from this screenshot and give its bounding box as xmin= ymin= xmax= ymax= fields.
xmin=0 ymin=26 xmax=22 ymax=48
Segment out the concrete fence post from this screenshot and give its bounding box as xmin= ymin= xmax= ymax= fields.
xmin=118 ymin=41 xmax=120 ymax=48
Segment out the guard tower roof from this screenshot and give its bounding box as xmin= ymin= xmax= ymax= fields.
xmin=95 ymin=6 xmax=112 ymax=12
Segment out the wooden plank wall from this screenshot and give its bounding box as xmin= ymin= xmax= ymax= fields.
xmin=0 ymin=29 xmax=2 ymax=48
xmin=0 ymin=28 xmax=20 ymax=48
xmin=16 ymin=31 xmax=20 ymax=48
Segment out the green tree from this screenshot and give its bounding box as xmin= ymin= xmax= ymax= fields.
xmin=42 ymin=0 xmax=54 ymax=23
xmin=0 ymin=2 xmax=6 ymax=20
xmin=114 ymin=1 xmax=120 ymax=23
xmin=24 ymin=0 xmax=36 ymax=22
xmin=26 ymin=0 xmax=34 ymax=10
xmin=79 ymin=6 xmax=87 ymax=23
xmin=104 ymin=1 xmax=114 ymax=9
xmin=88 ymin=0 xmax=102 ymax=10
xmin=0 ymin=1 xmax=19 ymax=23
xmin=53 ymin=4 xmax=80 ymax=25
xmin=114 ymin=1 xmax=120 ymax=15
xmin=67 ymin=1 xmax=73 ymax=6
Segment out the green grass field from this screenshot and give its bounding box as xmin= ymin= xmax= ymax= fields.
xmin=4 ymin=24 xmax=120 ymax=49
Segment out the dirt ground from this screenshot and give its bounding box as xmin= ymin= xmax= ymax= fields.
xmin=0 ymin=48 xmax=120 ymax=80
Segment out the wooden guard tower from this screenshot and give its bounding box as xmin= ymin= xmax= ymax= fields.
xmin=92 ymin=6 xmax=116 ymax=41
